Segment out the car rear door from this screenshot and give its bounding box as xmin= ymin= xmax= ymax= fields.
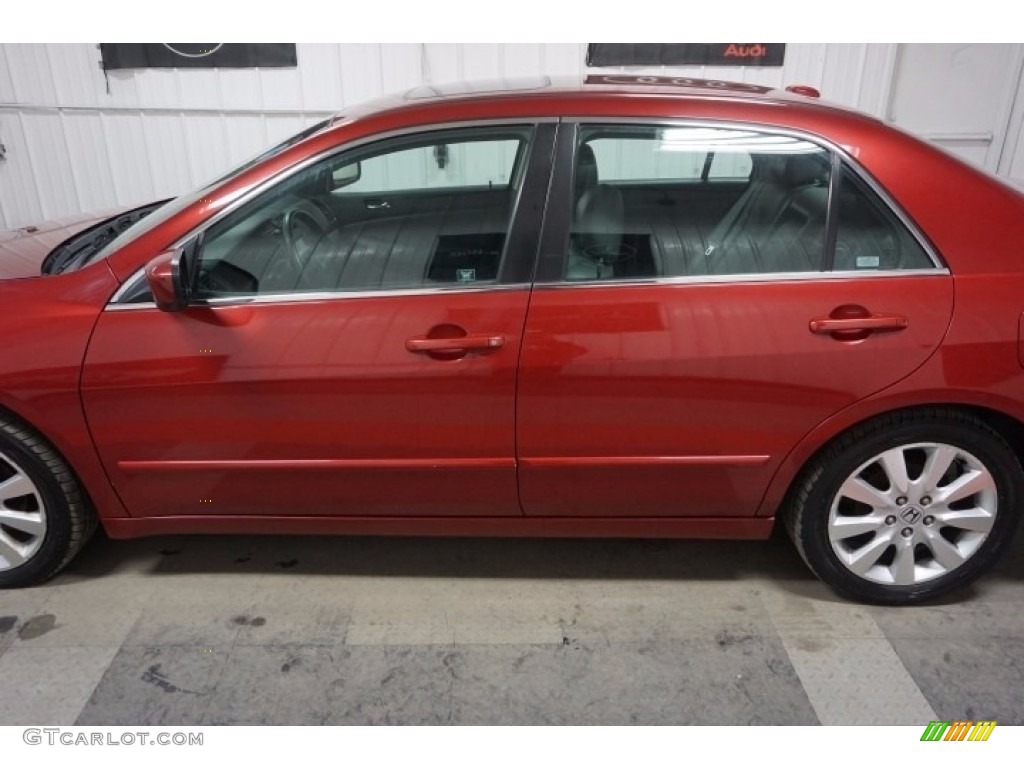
xmin=516 ymin=121 xmax=954 ymax=518
xmin=82 ymin=122 xmax=555 ymax=519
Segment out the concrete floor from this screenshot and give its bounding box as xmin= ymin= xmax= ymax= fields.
xmin=1 ymin=527 xmax=1022 ymax=725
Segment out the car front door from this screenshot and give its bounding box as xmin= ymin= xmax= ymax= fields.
xmin=516 ymin=122 xmax=954 ymax=518
xmin=82 ymin=122 xmax=554 ymax=519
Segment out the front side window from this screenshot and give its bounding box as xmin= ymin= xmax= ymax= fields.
xmin=567 ymin=125 xmax=831 ymax=281
xmin=193 ymin=126 xmax=533 ymax=299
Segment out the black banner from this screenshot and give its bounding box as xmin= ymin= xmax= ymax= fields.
xmin=587 ymin=44 xmax=785 ymax=68
xmin=100 ymin=44 xmax=297 ymax=70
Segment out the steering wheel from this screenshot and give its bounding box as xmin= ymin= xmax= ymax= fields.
xmin=282 ymin=207 xmax=329 ymax=270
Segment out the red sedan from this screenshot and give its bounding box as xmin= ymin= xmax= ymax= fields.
xmin=2 ymin=76 xmax=1023 ymax=603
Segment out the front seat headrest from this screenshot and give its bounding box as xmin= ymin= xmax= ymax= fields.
xmin=785 ymin=153 xmax=829 ymax=188
xmin=575 ymin=186 xmax=625 ymax=259
xmin=575 ymin=143 xmax=599 ymax=199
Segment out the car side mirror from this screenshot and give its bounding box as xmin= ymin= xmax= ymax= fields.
xmin=145 ymin=243 xmax=194 ymax=312
xmin=330 ymin=161 xmax=361 ymax=190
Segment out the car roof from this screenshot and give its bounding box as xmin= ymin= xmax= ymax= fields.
xmin=333 ymin=74 xmax=868 ymax=124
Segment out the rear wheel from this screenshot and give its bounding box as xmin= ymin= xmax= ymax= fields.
xmin=784 ymin=408 xmax=1022 ymax=604
xmin=0 ymin=415 xmax=96 ymax=588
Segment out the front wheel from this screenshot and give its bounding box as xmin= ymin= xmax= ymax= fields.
xmin=784 ymin=409 xmax=1023 ymax=604
xmin=0 ymin=415 xmax=96 ymax=588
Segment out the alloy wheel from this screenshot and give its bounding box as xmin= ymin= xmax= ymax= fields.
xmin=0 ymin=450 xmax=47 ymax=571
xmin=827 ymin=442 xmax=997 ymax=586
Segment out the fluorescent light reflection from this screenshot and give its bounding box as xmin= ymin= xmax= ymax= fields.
xmin=659 ymin=128 xmax=821 ymax=154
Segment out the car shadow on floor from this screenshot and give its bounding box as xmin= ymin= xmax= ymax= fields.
xmin=53 ymin=522 xmax=1024 ymax=605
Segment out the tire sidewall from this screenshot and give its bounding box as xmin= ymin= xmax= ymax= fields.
xmin=0 ymin=430 xmax=73 ymax=588
xmin=800 ymin=418 xmax=1021 ymax=604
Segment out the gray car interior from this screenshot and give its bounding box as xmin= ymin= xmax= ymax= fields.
xmin=194 ymin=131 xmax=931 ymax=298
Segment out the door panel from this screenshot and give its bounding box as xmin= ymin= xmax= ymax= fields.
xmin=517 ymin=276 xmax=953 ymax=517
xmin=82 ymin=122 xmax=554 ymax=520
xmin=83 ymin=290 xmax=529 ymax=517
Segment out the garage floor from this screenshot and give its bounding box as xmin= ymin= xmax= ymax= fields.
xmin=1 ymin=529 xmax=1022 ymax=726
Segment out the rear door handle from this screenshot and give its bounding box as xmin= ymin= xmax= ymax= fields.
xmin=809 ymin=315 xmax=909 ymax=334
xmin=406 ymin=334 xmax=506 ymax=353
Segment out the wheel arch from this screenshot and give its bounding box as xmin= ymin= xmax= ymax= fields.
xmin=0 ymin=398 xmax=128 ymax=522
xmin=758 ymin=395 xmax=1024 ymax=519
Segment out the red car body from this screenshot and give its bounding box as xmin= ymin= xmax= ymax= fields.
xmin=3 ymin=76 xmax=1024 ymax=549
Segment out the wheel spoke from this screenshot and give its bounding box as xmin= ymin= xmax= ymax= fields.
xmin=838 ymin=477 xmax=891 ymax=509
xmin=0 ymin=530 xmax=27 ymax=568
xmin=0 ymin=510 xmax=44 ymax=536
xmin=879 ymin=449 xmax=911 ymax=496
xmin=919 ymin=445 xmax=958 ymax=492
xmin=829 ymin=514 xmax=887 ymax=541
xmin=936 ymin=469 xmax=994 ymax=505
xmin=0 ymin=454 xmax=46 ymax=573
xmin=922 ymin=528 xmax=967 ymax=570
xmin=933 ymin=507 xmax=996 ymax=534
xmin=891 ymin=541 xmax=917 ymax=585
xmin=842 ymin=532 xmax=893 ymax=577
xmin=0 ymin=473 xmax=35 ymax=505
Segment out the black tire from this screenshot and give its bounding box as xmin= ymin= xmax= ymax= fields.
xmin=0 ymin=414 xmax=96 ymax=588
xmin=783 ymin=407 xmax=1023 ymax=604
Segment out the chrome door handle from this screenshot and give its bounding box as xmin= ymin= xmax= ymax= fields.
xmin=365 ymin=199 xmax=390 ymax=210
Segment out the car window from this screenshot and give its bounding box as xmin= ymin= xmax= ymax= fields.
xmin=342 ymin=139 xmax=522 ymax=193
xmin=833 ymin=164 xmax=934 ymax=271
xmin=586 ymin=135 xmax=752 ymax=183
xmin=192 ymin=126 xmax=533 ymax=299
xmin=566 ymin=125 xmax=831 ymax=281
xmin=708 ymin=151 xmax=754 ymax=180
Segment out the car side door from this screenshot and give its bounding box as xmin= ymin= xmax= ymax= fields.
xmin=81 ymin=122 xmax=555 ymax=519
xmin=516 ymin=121 xmax=954 ymax=518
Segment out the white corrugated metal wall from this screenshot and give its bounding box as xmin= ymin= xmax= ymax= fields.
xmin=0 ymin=43 xmax=1018 ymax=231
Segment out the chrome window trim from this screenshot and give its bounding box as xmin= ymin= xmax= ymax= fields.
xmin=107 ymin=301 xmax=158 ymax=311
xmin=106 ymin=117 xmax=555 ymax=308
xmin=108 ymin=269 xmax=149 ymax=304
xmin=109 ymin=268 xmax=949 ymax=310
xmin=538 ymin=267 xmax=950 ymax=291
xmin=553 ymin=117 xmax=947 ymax=276
xmin=106 ymin=281 xmax=532 ymax=311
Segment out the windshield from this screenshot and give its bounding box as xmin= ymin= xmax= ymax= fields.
xmin=87 ymin=118 xmax=334 ymax=266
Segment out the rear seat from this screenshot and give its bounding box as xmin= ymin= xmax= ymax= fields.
xmin=611 ymin=153 xmax=831 ymax=279
xmin=702 ymin=153 xmax=830 ymax=275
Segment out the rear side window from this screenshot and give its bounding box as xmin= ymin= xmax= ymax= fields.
xmin=708 ymin=152 xmax=753 ymax=180
xmin=567 ymin=125 xmax=830 ymax=281
xmin=587 ymin=133 xmax=751 ymax=183
xmin=833 ymin=164 xmax=934 ymax=271
xmin=562 ymin=124 xmax=937 ymax=283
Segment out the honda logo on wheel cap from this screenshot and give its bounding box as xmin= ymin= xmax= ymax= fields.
xmin=900 ymin=507 xmax=923 ymax=524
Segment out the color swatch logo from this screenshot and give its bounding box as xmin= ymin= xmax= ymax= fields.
xmin=920 ymin=721 xmax=997 ymax=742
